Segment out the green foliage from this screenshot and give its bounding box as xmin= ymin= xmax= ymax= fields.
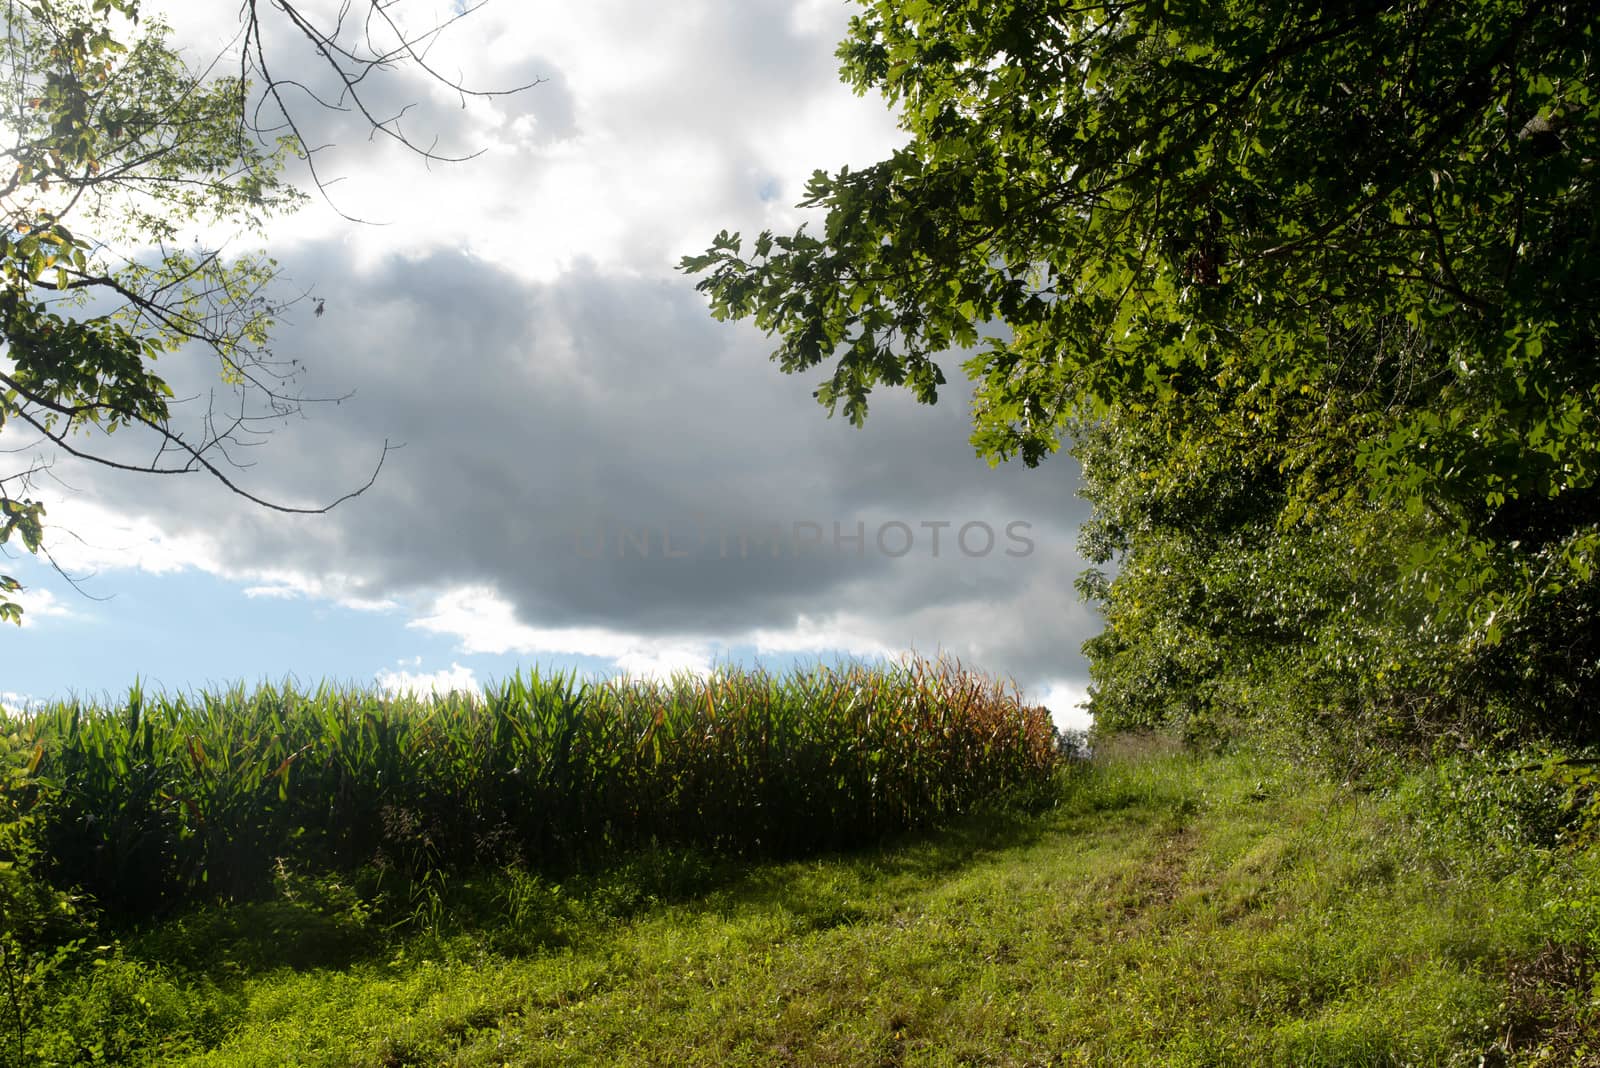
xmin=1 ymin=719 xmax=96 ymax=1066
xmin=1 ymin=0 xmax=306 ymax=623
xmin=685 ymin=0 xmax=1600 ymax=747
xmin=1398 ymin=749 xmax=1584 ymax=853
xmin=11 ymin=744 xmax=1600 ymax=1065
xmin=16 ymin=948 xmax=210 ymax=1067
xmin=1544 ymin=759 xmax=1600 ymax=849
xmin=12 ymin=658 xmax=1058 ymax=919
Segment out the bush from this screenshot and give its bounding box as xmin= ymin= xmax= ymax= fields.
xmin=1 ymin=725 xmax=93 ymax=1065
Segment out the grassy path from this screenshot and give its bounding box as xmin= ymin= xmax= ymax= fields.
xmin=64 ymin=743 xmax=1595 ymax=1066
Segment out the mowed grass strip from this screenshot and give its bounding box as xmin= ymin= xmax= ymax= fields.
xmin=116 ymin=741 xmax=1588 ymax=1067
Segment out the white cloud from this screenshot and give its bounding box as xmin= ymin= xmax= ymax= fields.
xmin=25 ymin=497 xmax=399 ymax=613
xmin=747 ymin=613 xmax=897 ymax=659
xmin=407 ymin=585 xmax=717 ymax=679
xmin=6 ymin=586 xmax=79 ymax=626
xmin=28 ymin=496 xmax=222 ymax=578
xmin=231 ymin=570 xmax=400 ymax=613
xmin=375 ymin=661 xmax=482 ymax=698
xmin=1036 ymin=679 xmax=1094 ymax=732
xmin=402 ymin=585 xmax=1092 ymax=703
xmin=612 ymin=646 xmax=715 ymax=680
xmin=241 ymin=585 xmax=304 ymax=600
xmin=1 ymin=691 xmax=42 ymax=717
xmin=142 ymin=0 xmax=906 ymax=282
xmin=410 ymin=587 xmax=907 ymax=682
xmin=6 ymin=4 xmax=1107 ymax=706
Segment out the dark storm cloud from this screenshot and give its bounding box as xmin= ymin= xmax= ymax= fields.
xmin=57 ymin=241 xmax=1100 ymax=682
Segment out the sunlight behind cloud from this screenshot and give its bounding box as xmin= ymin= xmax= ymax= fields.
xmin=1039 ymin=680 xmax=1093 ymax=732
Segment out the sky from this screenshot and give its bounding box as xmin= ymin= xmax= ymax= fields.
xmin=1 ymin=0 xmax=1097 ymax=728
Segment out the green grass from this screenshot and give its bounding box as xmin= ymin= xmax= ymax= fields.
xmin=15 ymin=736 xmax=1600 ymax=1066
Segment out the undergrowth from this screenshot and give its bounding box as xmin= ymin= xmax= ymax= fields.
xmin=4 ymin=732 xmax=1598 ymax=1065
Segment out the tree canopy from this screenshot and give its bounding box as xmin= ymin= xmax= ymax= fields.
xmin=1 ymin=0 xmax=527 ymax=624
xmin=685 ymin=0 xmax=1599 ymax=746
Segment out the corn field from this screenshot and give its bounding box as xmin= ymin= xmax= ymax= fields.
xmin=3 ymin=658 xmax=1058 ymax=917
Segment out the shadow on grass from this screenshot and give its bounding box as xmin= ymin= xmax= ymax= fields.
xmin=123 ymin=754 xmax=1213 ymax=988
xmin=128 ymin=896 xmax=385 ymax=977
xmin=121 ymin=779 xmax=1092 ymax=982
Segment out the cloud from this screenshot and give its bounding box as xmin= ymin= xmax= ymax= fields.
xmin=145 ymin=0 xmax=906 ymax=283
xmin=1 ymin=691 xmax=42 ymax=717
xmin=1038 ymin=679 xmax=1094 ymax=732
xmin=407 ymin=585 xmax=716 ymax=671
xmin=234 ymin=571 xmax=399 ymax=613
xmin=15 ymin=2 xmax=1107 ymax=701
xmin=375 ymin=660 xmax=482 ymax=698
xmin=22 ymin=497 xmax=220 ymax=578
xmin=30 ymin=244 xmax=1099 ymax=693
xmin=241 ymin=585 xmax=304 ymax=600
xmin=407 ymin=586 xmax=717 ymax=679
xmin=23 ymin=497 xmax=398 ymax=614
xmin=6 ymin=586 xmax=79 ymax=626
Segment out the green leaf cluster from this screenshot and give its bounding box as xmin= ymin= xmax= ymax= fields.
xmin=686 ymin=0 xmax=1600 ymax=747
xmin=1 ymin=0 xmax=305 ymax=623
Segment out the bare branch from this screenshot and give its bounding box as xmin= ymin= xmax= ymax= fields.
xmin=0 ymin=0 xmax=521 ymax=622
xmin=237 ymin=0 xmax=542 ymax=220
